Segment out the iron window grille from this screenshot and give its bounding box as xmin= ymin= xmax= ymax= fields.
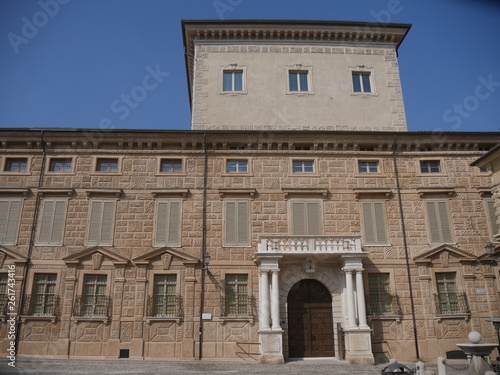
xmin=146 ymin=295 xmax=183 ymax=318
xmin=220 ymin=294 xmax=255 ymax=318
xmin=368 ymin=294 xmax=402 ymax=317
xmin=433 ymin=292 xmax=469 ymax=315
xmin=73 ymin=295 xmax=111 ymax=317
xmin=0 ymin=295 xmax=7 ymax=315
xmin=22 ymin=294 xmax=60 ymax=316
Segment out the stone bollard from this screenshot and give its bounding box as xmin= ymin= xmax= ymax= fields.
xmin=437 ymin=357 xmax=447 ymax=375
xmin=484 ymin=372 xmax=496 ymax=375
xmin=416 ymin=360 xmax=425 ymax=375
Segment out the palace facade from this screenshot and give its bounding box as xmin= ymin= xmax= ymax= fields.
xmin=0 ymin=20 xmax=499 ymax=365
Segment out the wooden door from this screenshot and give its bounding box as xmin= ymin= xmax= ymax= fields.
xmin=287 ymin=280 xmax=335 ymax=357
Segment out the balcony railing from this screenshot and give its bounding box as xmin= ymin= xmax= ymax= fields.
xmin=220 ymin=294 xmax=255 ymax=318
xmin=146 ymin=295 xmax=183 ymax=318
xmin=72 ymin=295 xmax=112 ymax=318
xmin=22 ymin=294 xmax=60 ymax=316
xmin=368 ymin=294 xmax=402 ymax=317
xmin=258 ymin=235 xmax=362 ymax=254
xmin=0 ymin=295 xmax=7 ymax=315
xmin=433 ymin=292 xmax=470 ymax=315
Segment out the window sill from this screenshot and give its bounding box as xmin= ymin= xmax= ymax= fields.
xmin=435 ymin=313 xmax=470 ymax=323
xmin=351 ymin=92 xmax=377 ymax=97
xmin=363 ymin=244 xmax=392 ymax=247
xmin=145 ymin=316 xmax=182 ymax=325
xmin=369 ymin=315 xmax=401 ymax=323
xmin=286 ymin=91 xmax=314 ymax=96
xmin=45 ymin=172 xmax=76 ymax=176
xmin=72 ymin=316 xmax=109 ymax=324
xmin=288 ymin=172 xmax=320 ymax=177
xmin=355 ymin=173 xmax=384 ymax=178
xmin=20 ymin=315 xmax=57 ymax=324
xmin=154 ymin=172 xmax=187 ymax=177
xmin=219 ymin=91 xmax=248 ymax=95
xmin=0 ymin=172 xmax=32 ymax=176
xmin=417 ymin=173 xmax=448 ymax=177
xmin=221 ymin=172 xmax=254 ymax=177
xmin=35 ymin=243 xmax=64 ymax=247
xmin=220 ymin=316 xmax=255 ymax=325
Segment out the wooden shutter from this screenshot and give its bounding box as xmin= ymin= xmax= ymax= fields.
xmin=362 ymin=202 xmax=388 ymax=244
xmin=487 ymin=200 xmax=499 ymax=237
xmin=225 ymin=201 xmax=249 ymax=246
xmin=426 ymin=201 xmax=452 ymax=243
xmin=38 ymin=199 xmax=66 ymax=244
xmin=0 ymin=199 xmax=22 ymax=244
xmin=155 ymin=201 xmax=181 ymax=246
xmin=292 ymin=201 xmax=321 ymax=235
xmin=87 ymin=200 xmax=115 ymax=245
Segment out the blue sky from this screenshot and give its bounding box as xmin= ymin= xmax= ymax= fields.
xmin=0 ymin=0 xmax=499 ymax=132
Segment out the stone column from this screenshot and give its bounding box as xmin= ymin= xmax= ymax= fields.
xmin=259 ymin=270 xmax=270 ymax=331
xmin=355 ymin=269 xmax=369 ymax=329
xmin=270 ymin=269 xmax=281 ymax=330
xmin=344 ymin=269 xmax=357 ymax=328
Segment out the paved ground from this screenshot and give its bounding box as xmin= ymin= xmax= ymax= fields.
xmin=0 ymin=357 xmax=463 ymax=375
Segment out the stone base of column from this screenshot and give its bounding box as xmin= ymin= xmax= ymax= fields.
xmin=344 ymin=328 xmax=374 ymax=365
xmin=259 ymin=329 xmax=284 ymax=364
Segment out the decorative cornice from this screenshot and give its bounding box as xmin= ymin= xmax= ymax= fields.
xmin=217 ymin=188 xmax=256 ymax=199
xmin=353 ymin=188 xmax=392 ymax=200
xmin=417 ymin=187 xmax=455 ymax=198
xmin=149 ymin=188 xmax=189 ymax=199
xmin=282 ymin=188 xmax=328 ymax=199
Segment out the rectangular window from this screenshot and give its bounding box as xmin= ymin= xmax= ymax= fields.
xmin=96 ymin=158 xmax=118 ymax=172
xmin=480 ymin=167 xmax=491 ymax=173
xmin=160 ymin=159 xmax=182 ymax=173
xmin=49 ymin=158 xmax=72 ymax=172
xmin=435 ymin=272 xmax=461 ymax=314
xmin=358 ymin=161 xmax=379 ymax=173
xmin=155 ymin=200 xmax=181 ymax=247
xmin=0 ymin=274 xmax=7 ymax=314
xmin=426 ymin=201 xmax=453 ymax=243
xmin=223 ymin=70 xmax=243 ymax=92
xmin=486 ymin=200 xmax=499 ymax=238
xmin=86 ymin=200 xmax=116 ymax=246
xmin=352 ymin=72 xmax=371 ymax=93
xmin=38 ymin=199 xmax=67 ymax=245
xmin=289 ymin=70 xmax=309 ymax=92
xmin=82 ymin=274 xmax=107 ymax=316
xmin=225 ymin=200 xmax=250 ymax=246
xmin=293 ymin=160 xmax=314 ymax=173
xmin=362 ymin=202 xmax=388 ymax=244
xmin=152 ymin=274 xmax=177 ymax=317
xmin=224 ymin=274 xmax=248 ymax=317
xmin=368 ymin=273 xmax=393 ymax=316
xmin=292 ymin=201 xmax=321 ymax=236
xmin=0 ymin=199 xmax=22 ymax=245
xmin=226 ymin=160 xmax=248 ymax=173
xmin=4 ymin=158 xmax=28 ymax=172
xmin=420 ymin=160 xmax=441 ymax=173
xmin=31 ymin=274 xmax=57 ymax=315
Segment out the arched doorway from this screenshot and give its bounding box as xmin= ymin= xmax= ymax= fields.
xmin=287 ymin=279 xmax=335 ymax=358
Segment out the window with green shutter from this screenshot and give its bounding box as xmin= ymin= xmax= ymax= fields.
xmin=292 ymin=201 xmax=321 ymax=236
xmin=224 ymin=200 xmax=250 ymax=246
xmin=0 ymin=199 xmax=22 ymax=245
xmin=38 ymin=199 xmax=67 ymax=245
xmin=486 ymin=200 xmax=499 ymax=239
xmin=426 ymin=201 xmax=453 ymax=243
xmin=86 ymin=200 xmax=116 ymax=246
xmin=155 ymin=200 xmax=182 ymax=247
xmin=362 ymin=202 xmax=388 ymax=245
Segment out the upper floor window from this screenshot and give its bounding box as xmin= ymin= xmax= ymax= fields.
xmin=4 ymin=158 xmax=27 ymax=172
xmin=96 ymin=158 xmax=119 ymax=173
xmin=0 ymin=199 xmax=22 ymax=245
xmin=155 ymin=200 xmax=182 ymax=247
xmin=0 ymin=274 xmax=7 ymax=315
xmin=49 ymin=158 xmax=72 ymax=172
xmin=160 ymin=159 xmax=182 ymax=173
xmin=37 ymin=199 xmax=67 ymax=245
xmin=358 ymin=161 xmax=379 ymax=173
xmin=352 ymin=72 xmax=372 ymax=93
xmin=361 ymin=202 xmax=388 ymax=245
xmin=223 ymin=70 xmax=243 ymax=92
xmin=226 ymin=160 xmax=248 ymax=173
xmin=291 ymin=201 xmax=322 ymax=236
xmin=426 ymin=200 xmax=453 ymax=244
xmin=486 ymin=199 xmax=499 ymax=239
xmin=289 ymin=70 xmax=309 ymax=92
xmin=224 ymin=200 xmax=250 ymax=247
xmin=293 ymin=160 xmax=314 ymax=173
xmin=86 ymin=200 xmax=116 ymax=246
xmin=479 ymin=167 xmax=491 ymax=173
xmin=420 ymin=160 xmax=441 ymax=173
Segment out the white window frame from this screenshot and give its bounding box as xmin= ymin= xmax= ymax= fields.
xmin=85 ymin=199 xmax=117 ymax=246
xmin=91 ymin=156 xmax=123 ymax=175
xmin=285 ymin=65 xmax=314 ymax=95
xmin=157 ymin=157 xmax=185 ymax=175
xmin=1 ymin=156 xmax=32 ymax=175
xmin=290 ymin=158 xmax=319 ymax=176
xmin=46 ymin=157 xmax=75 ymax=174
xmin=0 ymin=198 xmax=23 ymax=245
xmin=349 ymin=66 xmax=376 ymax=95
xmin=419 ymin=160 xmax=442 ymax=174
xmin=223 ymin=158 xmax=252 ymax=176
xmin=357 ymin=160 xmax=381 ymax=174
xmin=219 ymin=64 xmax=247 ymax=94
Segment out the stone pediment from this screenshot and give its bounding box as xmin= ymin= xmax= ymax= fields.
xmin=133 ymin=247 xmax=199 ymax=268
xmin=62 ymin=246 xmax=128 ymax=267
xmin=414 ymin=244 xmax=476 ymax=266
xmin=0 ymin=245 xmax=28 ymax=267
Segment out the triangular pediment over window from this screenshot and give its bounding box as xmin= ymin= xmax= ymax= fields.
xmin=0 ymin=245 xmax=28 ymax=267
xmin=414 ymin=244 xmax=476 ymax=266
xmin=133 ymin=247 xmax=199 ymax=267
xmin=62 ymin=246 xmax=128 ymax=267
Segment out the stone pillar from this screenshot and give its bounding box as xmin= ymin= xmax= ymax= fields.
xmin=356 ymin=270 xmax=369 ymax=329
xmin=259 ymin=270 xmax=270 ymax=331
xmin=344 ymin=269 xmax=357 ymax=328
xmin=254 ymin=254 xmax=283 ymax=364
xmin=270 ymin=269 xmax=281 ymax=330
